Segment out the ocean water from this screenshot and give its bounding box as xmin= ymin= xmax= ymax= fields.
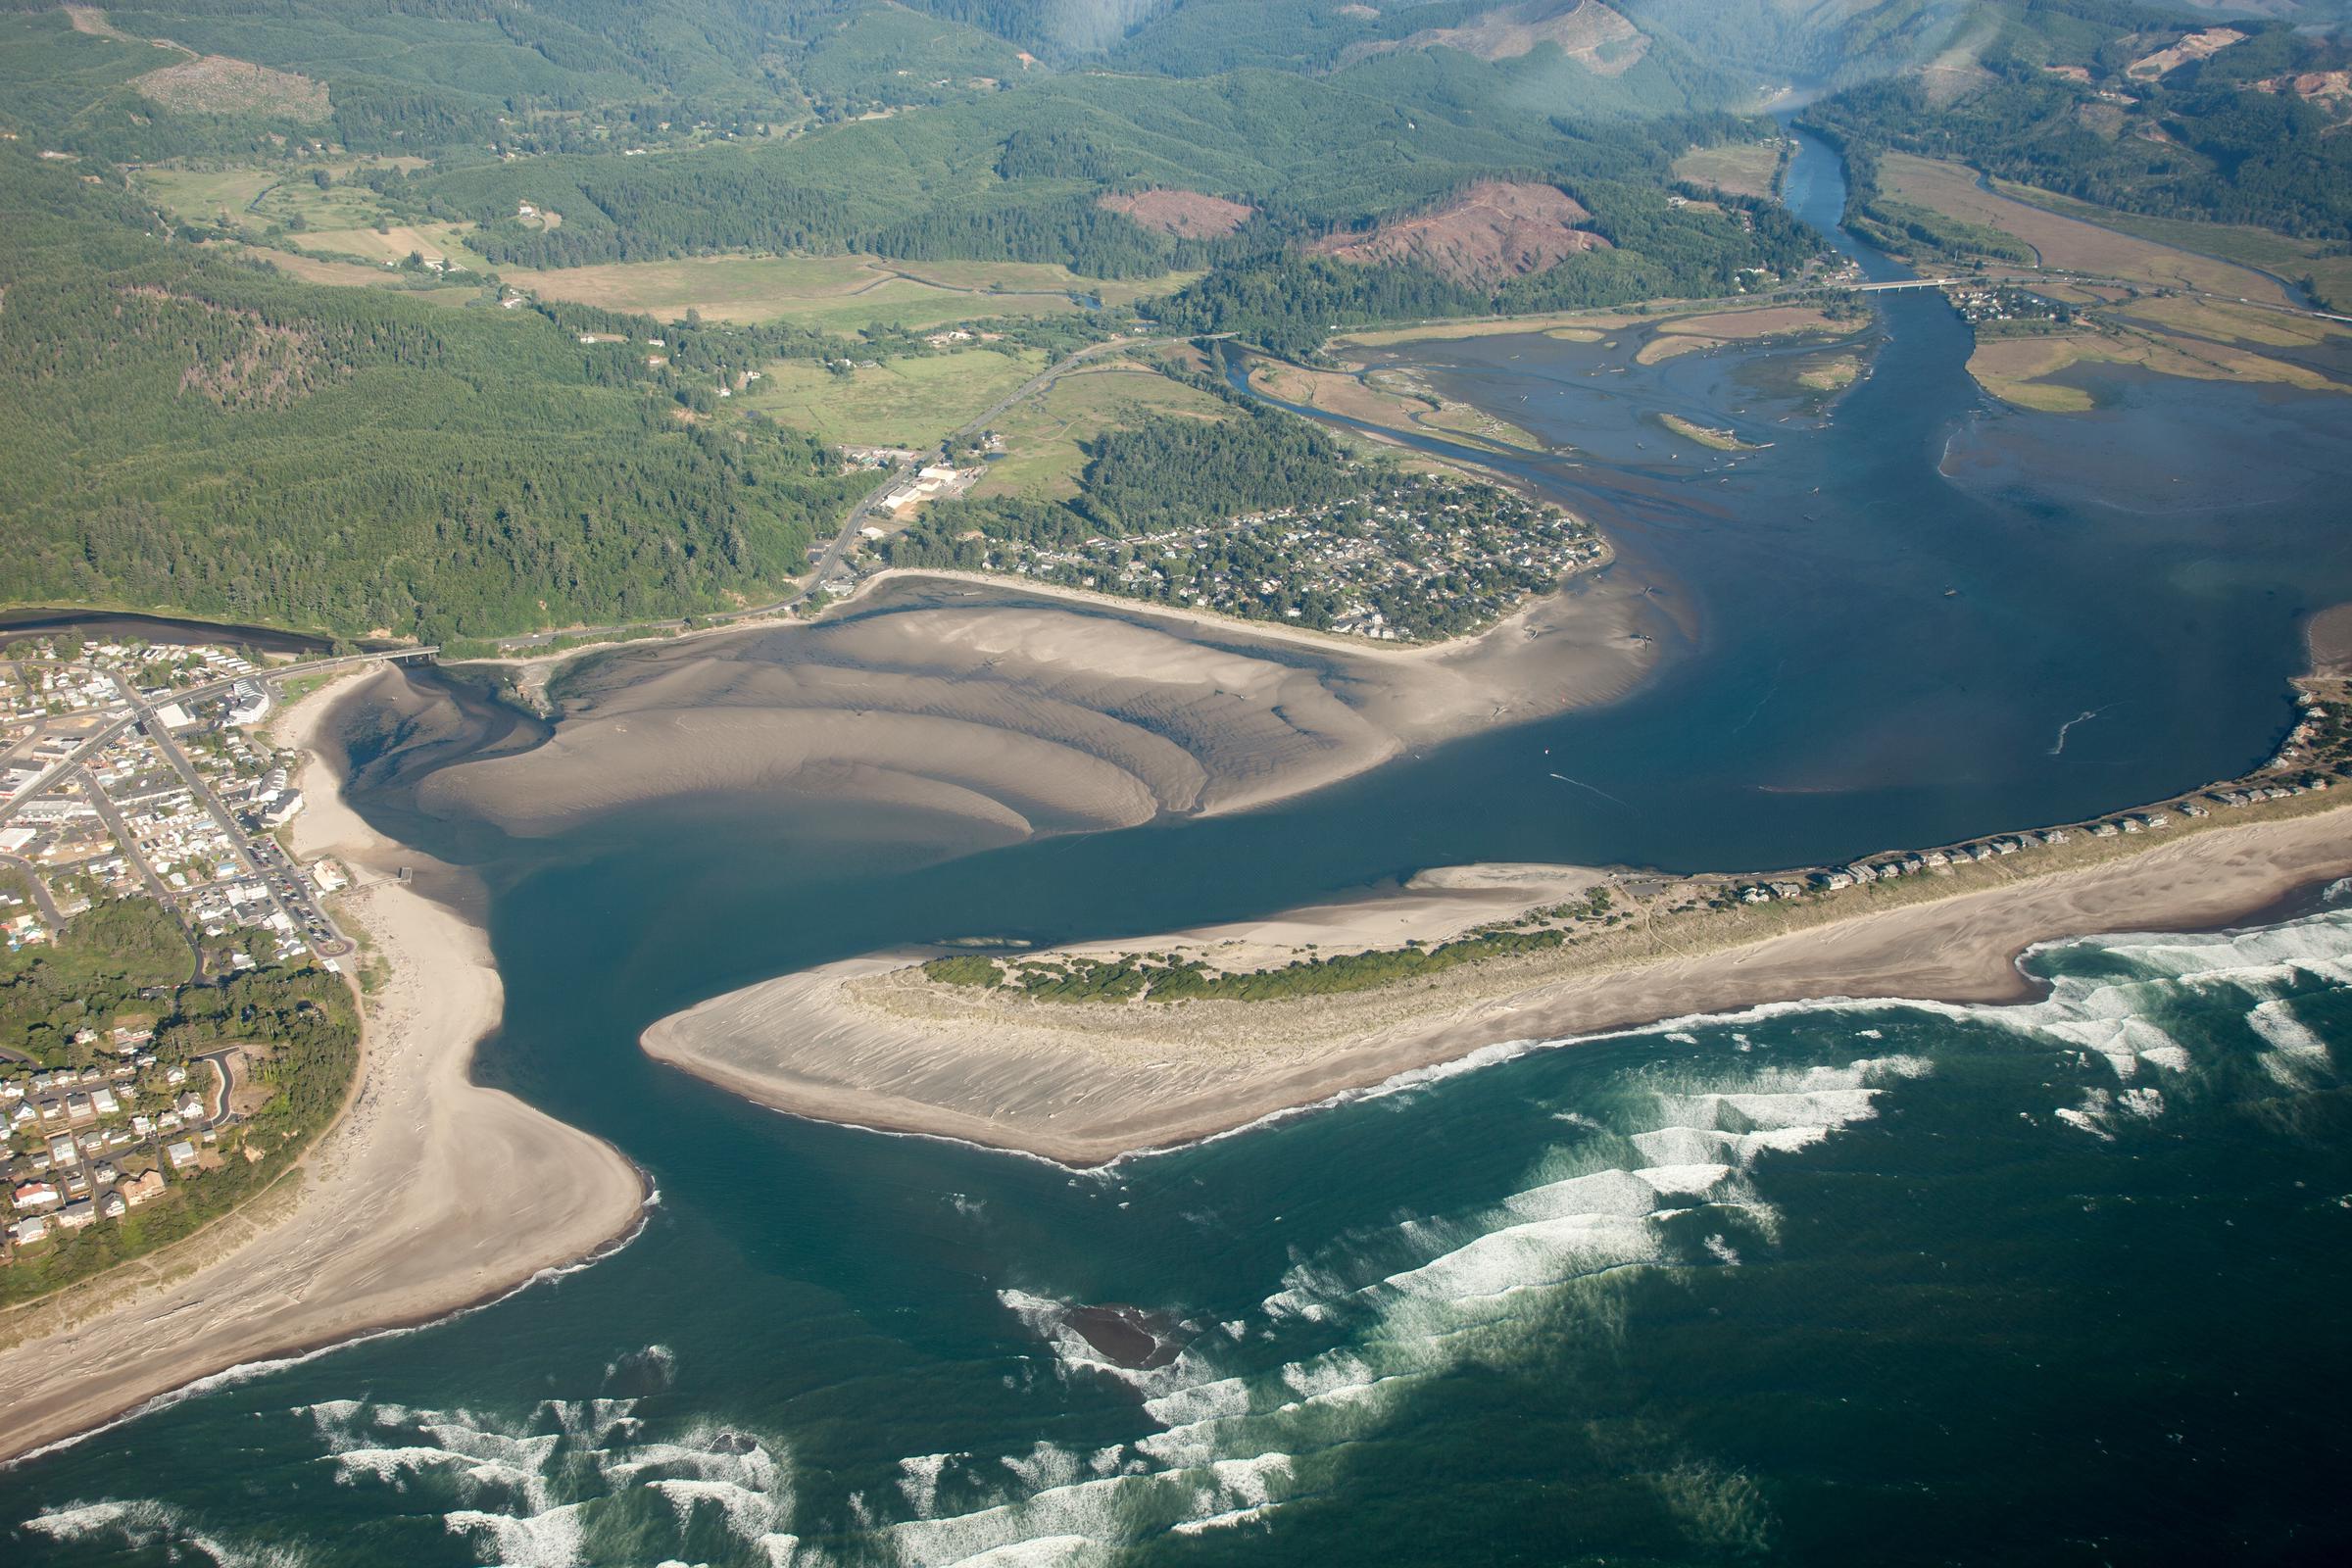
xmin=8 ymin=909 xmax=2352 ymax=1564
xmin=8 ymin=131 xmax=2352 ymax=1565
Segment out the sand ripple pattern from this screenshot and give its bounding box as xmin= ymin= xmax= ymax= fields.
xmin=420 ymin=578 xmax=1661 ymax=841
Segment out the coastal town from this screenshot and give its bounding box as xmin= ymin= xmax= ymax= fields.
xmin=1 ymin=634 xmax=367 ymax=1268
xmin=941 ymin=473 xmax=1606 ymax=643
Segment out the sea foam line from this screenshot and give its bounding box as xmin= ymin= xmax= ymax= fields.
xmin=2 ymin=1173 xmax=660 ymax=1472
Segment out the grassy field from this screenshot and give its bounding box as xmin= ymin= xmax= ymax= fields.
xmin=500 ymin=254 xmax=1200 ymax=332
xmin=245 ymin=247 xmax=480 ymax=304
xmin=293 ymin=221 xmax=492 ymax=270
xmin=741 ymin=346 xmax=1047 ymax=447
xmin=1969 ymin=325 xmax=2346 ymax=413
xmin=1987 ymin=178 xmax=2352 ymax=313
xmin=137 ymin=163 xmax=494 ymax=271
xmin=970 ymin=360 xmax=1233 ymax=501
xmin=1671 ymin=140 xmax=1784 ymax=200
xmin=1877 ymin=154 xmax=2290 ymax=303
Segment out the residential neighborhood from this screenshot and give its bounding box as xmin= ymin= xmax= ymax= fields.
xmin=2 ymin=633 xmax=370 ymax=1264
xmin=967 ymin=473 xmax=1606 ymax=642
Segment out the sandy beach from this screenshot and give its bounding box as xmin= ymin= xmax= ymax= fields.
xmin=419 ymin=567 xmax=1667 ymax=843
xmin=644 ymin=800 xmax=2352 ymax=1166
xmin=0 ymin=668 xmax=645 ymax=1467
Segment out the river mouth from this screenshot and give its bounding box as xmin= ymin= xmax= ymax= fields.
xmin=10 ymin=126 xmax=2352 ymax=1568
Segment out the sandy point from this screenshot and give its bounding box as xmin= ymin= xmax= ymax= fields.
xmin=0 ymin=664 xmax=646 ymax=1468
xmin=642 ymin=803 xmax=2352 ymax=1167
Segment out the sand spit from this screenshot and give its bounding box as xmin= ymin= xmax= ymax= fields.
xmin=420 ymin=570 xmax=1665 ymax=840
xmin=644 ymin=805 xmax=2352 ymax=1166
xmin=0 ymin=668 xmax=644 ymax=1467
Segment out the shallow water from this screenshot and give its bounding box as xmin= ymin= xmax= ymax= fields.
xmin=7 ymin=134 xmax=2352 ymax=1566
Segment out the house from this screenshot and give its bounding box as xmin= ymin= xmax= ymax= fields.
xmin=10 ymin=1215 xmax=48 ymax=1246
xmin=47 ymin=1133 xmax=79 ymax=1167
xmin=90 ymin=1086 xmax=118 ymax=1115
xmin=11 ymin=1181 xmax=61 ymax=1211
xmin=175 ymin=1091 xmax=205 ymax=1122
xmin=55 ymin=1199 xmax=95 ymax=1231
xmin=99 ymin=1190 xmax=126 ymax=1219
xmin=226 ymin=680 xmax=270 ymax=726
xmin=122 ymin=1169 xmax=166 ymax=1207
xmin=164 ymin=1140 xmax=197 ymax=1170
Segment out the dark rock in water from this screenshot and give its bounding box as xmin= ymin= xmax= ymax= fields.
xmin=1063 ymin=1303 xmax=1188 ymax=1371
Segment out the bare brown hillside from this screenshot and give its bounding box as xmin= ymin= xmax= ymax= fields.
xmin=134 ymin=55 xmax=330 ymax=122
xmin=1310 ymin=181 xmax=1611 ymax=289
xmin=1098 ymin=189 xmax=1256 ymax=238
xmin=1339 ymin=0 xmax=1648 ymax=75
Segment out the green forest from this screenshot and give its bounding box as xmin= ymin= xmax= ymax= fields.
xmin=0 ymin=153 xmax=867 ymax=642
xmin=1801 ymin=7 xmax=2352 ymax=240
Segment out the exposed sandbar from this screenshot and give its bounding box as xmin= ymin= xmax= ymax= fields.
xmin=0 ymin=667 xmax=645 ymax=1467
xmin=643 ymin=803 xmax=2352 ymax=1166
xmin=418 ymin=569 xmax=1666 ymax=841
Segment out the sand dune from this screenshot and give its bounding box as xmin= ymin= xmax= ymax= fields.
xmin=644 ymin=803 xmax=2352 ymax=1165
xmin=423 ymin=571 xmax=1664 ymax=840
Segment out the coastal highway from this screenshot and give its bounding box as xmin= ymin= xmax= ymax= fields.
xmin=801 ymin=333 xmax=1184 ymax=594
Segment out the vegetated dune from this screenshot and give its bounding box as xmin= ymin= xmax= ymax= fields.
xmin=418 ymin=571 xmax=1666 ymax=842
xmin=1097 ymin=189 xmax=1256 ymax=238
xmin=1341 ymin=1 xmax=1648 ymax=74
xmin=1311 ymin=181 xmax=1611 ymax=289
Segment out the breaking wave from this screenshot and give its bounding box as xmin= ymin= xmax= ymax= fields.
xmin=24 ymin=912 xmax=2349 ymax=1565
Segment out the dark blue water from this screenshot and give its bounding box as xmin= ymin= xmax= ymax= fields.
xmin=7 ymin=132 xmax=2352 ymax=1567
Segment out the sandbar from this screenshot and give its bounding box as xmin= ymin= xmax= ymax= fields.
xmin=418 ymin=568 xmax=1667 ymax=841
xmin=643 ymin=800 xmax=2352 ymax=1166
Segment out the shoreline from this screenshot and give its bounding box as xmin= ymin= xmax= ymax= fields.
xmin=0 ymin=668 xmax=647 ymax=1469
xmin=643 ymin=799 xmax=2352 ymax=1167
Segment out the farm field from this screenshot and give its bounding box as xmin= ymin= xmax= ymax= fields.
xmin=500 ymin=254 xmax=1200 ymax=332
xmin=1671 ymin=139 xmax=1784 ymax=200
xmin=969 ymin=361 xmax=1233 ymax=501
xmin=741 ymin=346 xmax=1047 ymax=447
xmin=1986 ymin=178 xmax=2352 ymax=313
xmin=1877 ymin=153 xmax=2290 ymax=303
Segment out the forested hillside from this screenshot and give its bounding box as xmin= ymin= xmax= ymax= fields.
xmin=0 ymin=152 xmax=864 ymax=641
xmin=1799 ymin=4 xmax=2352 ymax=239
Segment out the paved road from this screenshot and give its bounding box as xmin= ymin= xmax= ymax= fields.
xmin=0 ymin=649 xmax=434 ymax=834
xmin=0 ymin=852 xmax=64 ymax=923
xmin=197 ymin=1048 xmax=237 ymax=1128
xmin=498 ymin=334 xmax=1203 ymax=652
